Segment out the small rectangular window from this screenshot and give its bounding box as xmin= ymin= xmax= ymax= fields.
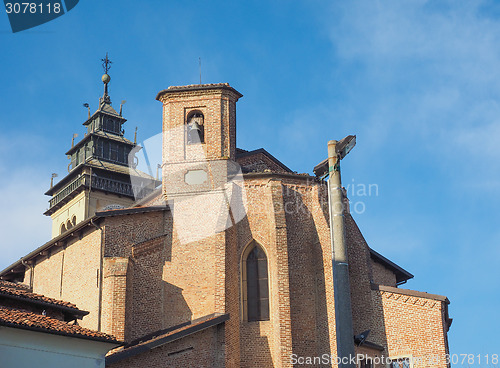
xmin=71 ymin=153 xmax=77 ymax=169
xmin=78 ymin=148 xmax=84 ymax=164
xmin=110 ymin=143 xmax=118 ymax=161
xmin=96 ymin=141 xmax=103 ymax=158
xmin=103 ymin=141 xmax=110 ymax=159
xmin=118 ymin=145 xmax=125 ymax=163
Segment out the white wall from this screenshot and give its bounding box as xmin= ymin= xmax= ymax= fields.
xmin=0 ymin=326 xmax=118 ymax=368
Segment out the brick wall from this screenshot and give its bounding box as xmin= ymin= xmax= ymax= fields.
xmin=102 ymin=257 xmax=129 ymax=341
xmin=29 ymin=227 xmax=101 ymax=331
xmin=102 ymin=211 xmax=170 ymax=341
xmin=107 ymin=324 xmax=225 ymax=368
xmin=16 ymin=83 xmax=452 ymax=368
xmin=283 ymin=179 xmax=331 ymax=366
xmin=158 ymin=85 xmax=240 ymax=163
xmin=23 ymin=174 xmax=451 ymax=368
xmin=236 ymin=178 xmax=290 ymax=368
xmin=371 ymin=288 xmax=449 ymax=368
xmin=371 ymin=261 xmax=397 ymax=287
xmin=103 ymin=211 xmax=167 ymax=259
xmin=345 ymin=214 xmax=378 ymax=337
xmin=237 ymin=175 xmax=338 ymax=368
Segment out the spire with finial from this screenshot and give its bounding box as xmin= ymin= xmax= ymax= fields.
xmin=101 ymin=53 xmax=112 ymax=104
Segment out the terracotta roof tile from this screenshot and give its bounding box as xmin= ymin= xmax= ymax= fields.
xmin=0 ymin=306 xmax=118 ymax=342
xmin=0 ymin=280 xmax=78 ymax=310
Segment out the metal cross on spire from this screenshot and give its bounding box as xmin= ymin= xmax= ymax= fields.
xmin=101 ymin=52 xmax=112 ymax=74
xmin=100 ymin=53 xmax=112 ymax=103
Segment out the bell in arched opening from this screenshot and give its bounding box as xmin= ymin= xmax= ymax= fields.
xmin=187 ymin=111 xmax=204 ymax=144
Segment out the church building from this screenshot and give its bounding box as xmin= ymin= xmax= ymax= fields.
xmin=0 ymin=63 xmax=452 ymax=368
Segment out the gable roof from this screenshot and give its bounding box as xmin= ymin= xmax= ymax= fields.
xmin=236 ymin=148 xmax=293 ymax=173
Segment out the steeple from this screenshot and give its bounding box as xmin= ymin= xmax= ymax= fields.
xmin=82 ymin=53 xmax=126 ymax=140
xmin=101 ymin=53 xmax=112 ymax=105
xmin=44 ymin=55 xmax=159 ymax=238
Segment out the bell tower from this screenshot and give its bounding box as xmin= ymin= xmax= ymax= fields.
xmin=156 ymin=83 xmax=242 ymax=198
xmin=156 ymin=83 xmax=243 ymax=243
xmin=156 ymin=83 xmax=242 ymax=161
xmin=45 ymin=55 xmax=158 ymax=238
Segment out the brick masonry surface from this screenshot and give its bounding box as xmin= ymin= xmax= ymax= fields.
xmin=16 ymin=83 xmax=451 ymax=368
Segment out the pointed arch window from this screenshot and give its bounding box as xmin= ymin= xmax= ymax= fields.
xmin=243 ymin=242 xmax=269 ymax=321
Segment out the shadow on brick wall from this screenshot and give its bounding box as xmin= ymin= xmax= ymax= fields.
xmin=286 ymin=187 xmax=332 ymax=365
xmin=127 ymin=219 xmax=192 ymax=342
xmin=345 ymin=213 xmax=389 ymax=365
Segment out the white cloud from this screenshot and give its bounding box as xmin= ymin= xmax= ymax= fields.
xmin=320 ymin=0 xmax=500 ymax=190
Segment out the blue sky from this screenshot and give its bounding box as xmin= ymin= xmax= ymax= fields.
xmin=1 ymin=0 xmax=499 ymax=358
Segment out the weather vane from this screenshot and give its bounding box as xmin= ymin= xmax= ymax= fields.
xmin=101 ymin=53 xmax=112 ymax=74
